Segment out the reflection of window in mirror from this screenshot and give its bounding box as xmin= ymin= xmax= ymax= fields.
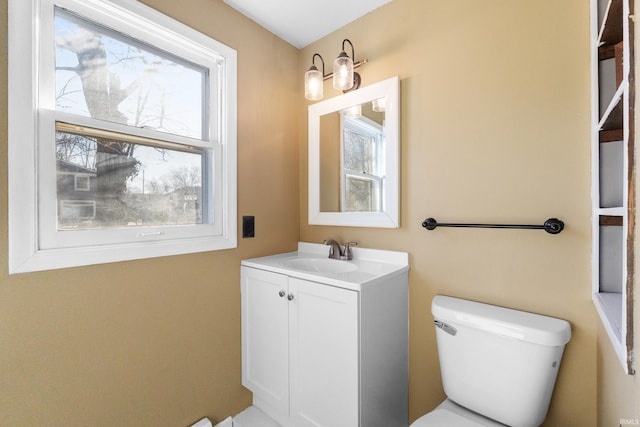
xmin=308 ymin=75 xmax=399 ymax=228
xmin=341 ymin=113 xmax=384 ymax=212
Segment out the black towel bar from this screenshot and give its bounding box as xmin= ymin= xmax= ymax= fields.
xmin=421 ymin=218 xmax=564 ymax=235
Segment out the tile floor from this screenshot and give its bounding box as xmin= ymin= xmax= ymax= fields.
xmin=232 ymin=406 xmax=281 ymax=427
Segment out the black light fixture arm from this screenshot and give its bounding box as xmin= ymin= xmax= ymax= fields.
xmin=311 ymin=39 xmax=367 ymax=81
xmin=336 ymin=38 xmax=361 ymax=92
xmin=311 ymin=53 xmax=325 ymax=76
xmin=342 ymin=38 xmax=355 ymax=62
xmin=421 ymin=217 xmax=565 ymax=235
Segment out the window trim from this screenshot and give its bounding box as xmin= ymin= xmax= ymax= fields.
xmin=340 ymin=114 xmax=384 ymax=212
xmin=8 ymin=0 xmax=237 ymax=274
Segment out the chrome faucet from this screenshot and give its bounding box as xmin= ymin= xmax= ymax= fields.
xmin=323 ymin=239 xmax=342 ymax=260
xmin=323 ymin=240 xmax=358 ymax=261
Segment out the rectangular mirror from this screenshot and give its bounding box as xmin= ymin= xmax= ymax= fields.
xmin=308 ymin=76 xmax=400 ymax=227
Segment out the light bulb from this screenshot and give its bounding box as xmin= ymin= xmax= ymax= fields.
xmin=305 ymin=65 xmax=323 ymax=100
xmin=333 ymin=52 xmax=354 ymax=91
xmin=344 ymin=104 xmax=362 ymax=118
xmin=372 ymin=97 xmax=386 ymax=112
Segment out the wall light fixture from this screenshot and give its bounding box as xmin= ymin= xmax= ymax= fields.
xmin=304 ymin=39 xmax=367 ymax=101
xmin=305 ymin=53 xmax=325 ymax=101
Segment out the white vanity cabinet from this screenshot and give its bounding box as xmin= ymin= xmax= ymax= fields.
xmin=241 ymin=267 xmax=359 ymax=426
xmin=241 ymin=243 xmax=409 ymax=427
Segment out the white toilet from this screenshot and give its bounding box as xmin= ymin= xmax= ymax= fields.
xmin=412 ymin=295 xmax=571 ymax=427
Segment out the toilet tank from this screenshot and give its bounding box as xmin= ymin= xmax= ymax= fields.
xmin=432 ymin=295 xmax=571 ymax=427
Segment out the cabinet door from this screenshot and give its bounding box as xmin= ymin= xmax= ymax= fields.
xmin=289 ymin=278 xmax=359 ymax=427
xmin=241 ymin=267 xmax=289 ymax=421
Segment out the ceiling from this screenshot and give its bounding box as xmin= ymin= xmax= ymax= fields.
xmin=223 ymin=0 xmax=393 ymax=49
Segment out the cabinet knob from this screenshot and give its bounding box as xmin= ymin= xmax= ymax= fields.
xmin=287 ymin=293 xmax=294 ymax=301
xmin=279 ymin=290 xmax=286 ymax=298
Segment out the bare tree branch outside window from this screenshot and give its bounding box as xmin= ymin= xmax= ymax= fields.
xmin=54 ymin=9 xmax=207 ymax=229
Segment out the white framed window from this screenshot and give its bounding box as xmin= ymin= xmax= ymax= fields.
xmin=8 ymin=0 xmax=237 ymax=273
xmin=341 ymin=114 xmax=384 ymax=212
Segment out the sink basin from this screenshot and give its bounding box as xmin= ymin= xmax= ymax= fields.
xmin=281 ymin=257 xmax=357 ymax=274
xmin=242 ymin=242 xmax=409 ymax=289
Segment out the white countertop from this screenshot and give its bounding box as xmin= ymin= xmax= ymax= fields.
xmin=241 ymin=242 xmax=409 ymax=291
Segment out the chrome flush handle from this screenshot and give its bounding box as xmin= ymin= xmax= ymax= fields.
xmin=434 ymin=320 xmax=457 ymax=336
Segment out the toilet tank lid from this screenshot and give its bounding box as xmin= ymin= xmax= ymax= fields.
xmin=432 ymin=295 xmax=571 ymax=347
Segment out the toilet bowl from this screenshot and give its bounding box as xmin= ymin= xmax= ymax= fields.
xmin=411 ymin=295 xmax=571 ymax=427
xmin=411 ymin=399 xmax=507 ymax=427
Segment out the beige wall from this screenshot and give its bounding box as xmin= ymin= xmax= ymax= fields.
xmin=300 ymin=1 xmax=597 ymax=425
xmin=598 ymin=321 xmax=640 ymax=425
xmin=0 ymin=0 xmax=300 ymax=425
xmin=3 ymin=0 xmax=639 ymax=425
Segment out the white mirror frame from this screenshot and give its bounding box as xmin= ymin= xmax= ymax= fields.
xmin=308 ymin=76 xmax=400 ymax=228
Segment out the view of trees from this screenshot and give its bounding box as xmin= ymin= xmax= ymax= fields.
xmin=54 ymin=9 xmax=206 ymax=228
xmin=342 ymin=117 xmax=383 ymax=213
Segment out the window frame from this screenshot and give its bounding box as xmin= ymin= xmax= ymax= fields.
xmin=8 ymin=0 xmax=237 ymax=274
xmin=340 ymin=114 xmax=385 ymax=212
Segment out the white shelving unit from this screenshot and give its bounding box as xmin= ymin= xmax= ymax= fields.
xmin=591 ymin=0 xmax=635 ymax=374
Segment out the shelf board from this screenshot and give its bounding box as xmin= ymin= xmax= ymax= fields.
xmin=600 ymin=128 xmax=624 ymax=142
xmin=594 ymin=291 xmax=623 ymax=342
xmin=599 ymin=43 xmax=617 ymax=60
xmin=599 ymin=0 xmax=624 ymax=46
xmin=600 ymin=214 xmax=624 ymax=226
xmin=599 ymin=206 xmax=626 ymax=217
xmin=593 ymin=291 xmax=632 ymax=374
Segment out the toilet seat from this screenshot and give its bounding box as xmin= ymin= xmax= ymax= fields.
xmin=411 ymin=399 xmax=507 ymax=427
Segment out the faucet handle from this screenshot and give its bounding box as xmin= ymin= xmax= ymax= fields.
xmin=343 ymin=242 xmax=358 ymax=260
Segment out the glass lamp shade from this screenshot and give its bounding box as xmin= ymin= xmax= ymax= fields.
xmin=305 ymin=66 xmax=324 ymax=100
xmin=333 ymin=52 xmax=354 ymax=91
xmin=344 ymin=104 xmax=362 ymax=119
xmin=372 ymin=97 xmax=386 ymax=112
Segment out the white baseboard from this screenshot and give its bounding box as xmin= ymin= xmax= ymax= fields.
xmin=214 ymin=416 xmax=233 ymax=427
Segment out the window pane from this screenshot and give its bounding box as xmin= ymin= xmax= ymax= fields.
xmin=55 ymin=8 xmax=207 ymax=139
xmin=345 ymin=176 xmax=380 ymax=212
xmin=56 ymin=130 xmax=206 ymax=230
xmin=342 ymin=117 xmax=384 ymax=213
xmin=343 ymin=130 xmax=377 ymax=174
